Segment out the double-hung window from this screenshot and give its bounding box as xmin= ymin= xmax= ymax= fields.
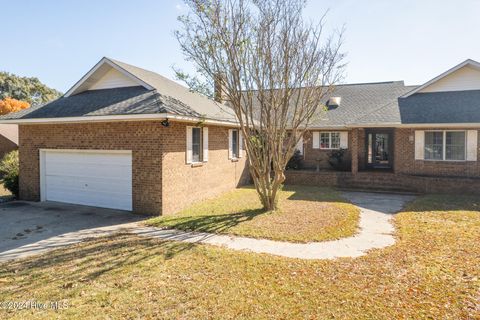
xmin=191 ymin=127 xmax=203 ymax=162
xmin=231 ymin=129 xmax=239 ymax=158
xmin=187 ymin=126 xmax=208 ymax=164
xmin=424 ymin=131 xmax=465 ymax=161
xmin=229 ymin=129 xmax=242 ymax=159
xmin=320 ymin=132 xmax=340 ymax=149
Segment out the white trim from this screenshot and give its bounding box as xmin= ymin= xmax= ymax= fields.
xmin=467 ymin=130 xmax=478 ymax=161
xmin=202 ymin=127 xmax=209 ymax=162
xmin=402 ymin=59 xmax=480 ymax=98
xmin=0 ymin=113 xmax=240 ymax=127
xmin=186 ymin=126 xmax=193 ymax=164
xmin=64 ymin=57 xmax=153 ymax=97
xmin=347 ymin=123 xmax=480 ymax=129
xmin=414 ymin=130 xmax=424 ymax=160
xmin=318 ymin=132 xmax=342 ymax=150
xmin=39 ymin=149 xmax=132 ymax=202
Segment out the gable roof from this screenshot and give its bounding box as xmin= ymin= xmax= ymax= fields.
xmin=1 ymin=57 xmax=237 ymax=124
xmin=402 ymin=59 xmax=480 ymax=98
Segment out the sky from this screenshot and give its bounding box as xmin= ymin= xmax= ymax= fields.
xmin=1 ymin=0 xmax=480 ymax=93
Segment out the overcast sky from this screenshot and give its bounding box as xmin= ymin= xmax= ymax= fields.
xmin=1 ymin=0 xmax=479 ymax=92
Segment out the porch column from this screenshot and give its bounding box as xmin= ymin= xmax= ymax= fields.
xmin=351 ymin=128 xmax=359 ymax=175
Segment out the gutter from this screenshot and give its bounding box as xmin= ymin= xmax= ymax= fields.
xmin=0 ymin=113 xmax=241 ymax=127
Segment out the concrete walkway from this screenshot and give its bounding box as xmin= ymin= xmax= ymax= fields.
xmin=131 ymin=192 xmax=415 ymax=259
xmin=0 ymin=192 xmax=414 ymax=262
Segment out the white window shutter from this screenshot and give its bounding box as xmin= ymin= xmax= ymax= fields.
xmin=238 ymin=130 xmax=243 ymax=158
xmin=228 ymin=129 xmax=233 ymax=159
xmin=186 ymin=126 xmax=193 ymax=164
xmin=295 ymin=136 xmax=304 ymax=155
xmin=203 ymin=127 xmax=209 ymax=162
xmin=467 ymin=130 xmax=477 ymax=161
xmin=340 ymin=132 xmax=348 ymax=149
xmin=414 ymin=130 xmax=424 ymax=160
xmin=312 ymin=132 xmax=320 ymax=149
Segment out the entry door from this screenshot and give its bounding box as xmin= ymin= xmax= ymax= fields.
xmin=41 ymin=150 xmax=133 ymax=210
xmin=366 ymin=130 xmax=393 ymax=169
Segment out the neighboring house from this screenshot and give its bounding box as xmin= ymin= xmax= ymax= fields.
xmin=0 ymin=124 xmax=18 ymax=159
xmin=0 ymin=57 xmax=249 ymax=214
xmin=2 ymin=57 xmax=480 ymax=214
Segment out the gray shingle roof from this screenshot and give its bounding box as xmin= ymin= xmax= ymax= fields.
xmin=6 ymin=57 xmax=479 ymax=127
xmin=308 ymin=81 xmax=416 ymax=127
xmin=0 ymin=58 xmax=237 ymax=123
xmin=109 ymin=58 xmax=236 ymax=122
xmin=398 ymin=90 xmax=480 ymax=124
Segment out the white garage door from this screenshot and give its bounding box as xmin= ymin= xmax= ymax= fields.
xmin=41 ymin=150 xmax=132 ymax=211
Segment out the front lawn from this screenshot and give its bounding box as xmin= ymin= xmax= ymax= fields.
xmin=147 ymin=186 xmax=360 ymax=242
xmin=0 ymin=193 xmax=479 ymax=319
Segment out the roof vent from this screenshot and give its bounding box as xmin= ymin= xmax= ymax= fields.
xmin=329 ymin=97 xmax=342 ymax=106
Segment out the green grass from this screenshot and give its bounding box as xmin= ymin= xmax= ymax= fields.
xmin=0 ymin=193 xmax=479 ymax=319
xmin=147 ymin=185 xmax=360 ymax=242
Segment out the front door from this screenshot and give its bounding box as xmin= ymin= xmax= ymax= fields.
xmin=366 ymin=130 xmax=393 ymax=169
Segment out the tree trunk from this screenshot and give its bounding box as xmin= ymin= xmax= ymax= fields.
xmin=250 ymin=165 xmax=286 ymax=212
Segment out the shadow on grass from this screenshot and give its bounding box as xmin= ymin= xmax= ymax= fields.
xmin=0 ymin=234 xmax=197 ymax=294
xmin=157 ymin=208 xmax=265 ymax=234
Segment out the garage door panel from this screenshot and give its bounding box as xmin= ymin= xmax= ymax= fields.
xmin=42 ymin=150 xmax=133 ymax=211
xmin=45 ymin=165 xmax=132 ymax=181
xmin=46 ymin=151 xmax=130 ymax=165
xmin=46 ymin=175 xmax=132 ymax=195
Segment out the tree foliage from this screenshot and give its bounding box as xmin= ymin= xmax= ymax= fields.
xmin=0 ymin=97 xmax=30 ymax=115
xmin=176 ymin=0 xmax=345 ymax=210
xmin=0 ymin=150 xmax=19 ymax=197
xmin=0 ymin=71 xmax=61 ymax=106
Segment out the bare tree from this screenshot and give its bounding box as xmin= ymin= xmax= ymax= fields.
xmin=176 ymin=0 xmax=345 ymax=211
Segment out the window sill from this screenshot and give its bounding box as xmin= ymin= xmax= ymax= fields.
xmin=419 ymin=159 xmax=468 ymax=163
xmin=230 ymin=158 xmax=239 ymax=162
xmin=190 ymin=162 xmax=204 ymax=167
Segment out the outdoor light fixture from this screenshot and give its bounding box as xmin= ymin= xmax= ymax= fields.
xmin=161 ymin=119 xmax=170 ymax=127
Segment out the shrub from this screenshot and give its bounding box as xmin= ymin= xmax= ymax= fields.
xmin=286 ymin=150 xmax=304 ymax=170
xmin=328 ymin=148 xmax=351 ymax=171
xmin=0 ymin=150 xmax=19 ymax=197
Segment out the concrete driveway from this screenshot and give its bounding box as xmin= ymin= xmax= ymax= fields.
xmin=0 ymin=201 xmax=145 ymax=262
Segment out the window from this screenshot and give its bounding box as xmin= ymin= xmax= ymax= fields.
xmin=446 ymin=131 xmax=465 ymax=160
xmin=424 ymin=131 xmax=443 ymax=160
xmin=424 ymin=131 xmax=465 ymax=161
xmin=320 ymin=132 xmax=340 ymax=149
xmin=192 ymin=127 xmax=202 ymax=162
xmin=231 ymin=129 xmax=239 ymax=158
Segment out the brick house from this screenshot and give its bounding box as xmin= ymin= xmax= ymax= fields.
xmin=0 ymin=58 xmax=249 ymax=215
xmin=2 ymin=57 xmax=480 ymax=214
xmin=288 ymin=59 xmax=480 ymax=194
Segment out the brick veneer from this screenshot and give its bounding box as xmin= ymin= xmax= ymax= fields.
xmin=161 ymin=122 xmax=249 ymax=215
xmin=394 ymin=128 xmax=480 ymax=177
xmin=19 ymin=121 xmax=249 ymax=215
xmin=302 ymin=130 xmax=352 ymax=169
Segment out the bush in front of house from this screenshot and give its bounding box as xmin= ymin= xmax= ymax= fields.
xmin=286 ymin=150 xmax=304 ymax=170
xmin=328 ymin=148 xmax=351 ymax=171
xmin=0 ymin=150 xmax=19 ymax=197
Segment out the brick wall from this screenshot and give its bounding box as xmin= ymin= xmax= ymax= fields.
xmin=161 ymin=122 xmax=250 ymax=215
xmin=19 ymin=121 xmax=249 ymax=215
xmin=19 ymin=122 xmax=164 ymax=214
xmin=302 ymin=130 xmax=352 ymax=169
xmin=394 ymin=128 xmax=480 ymax=177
